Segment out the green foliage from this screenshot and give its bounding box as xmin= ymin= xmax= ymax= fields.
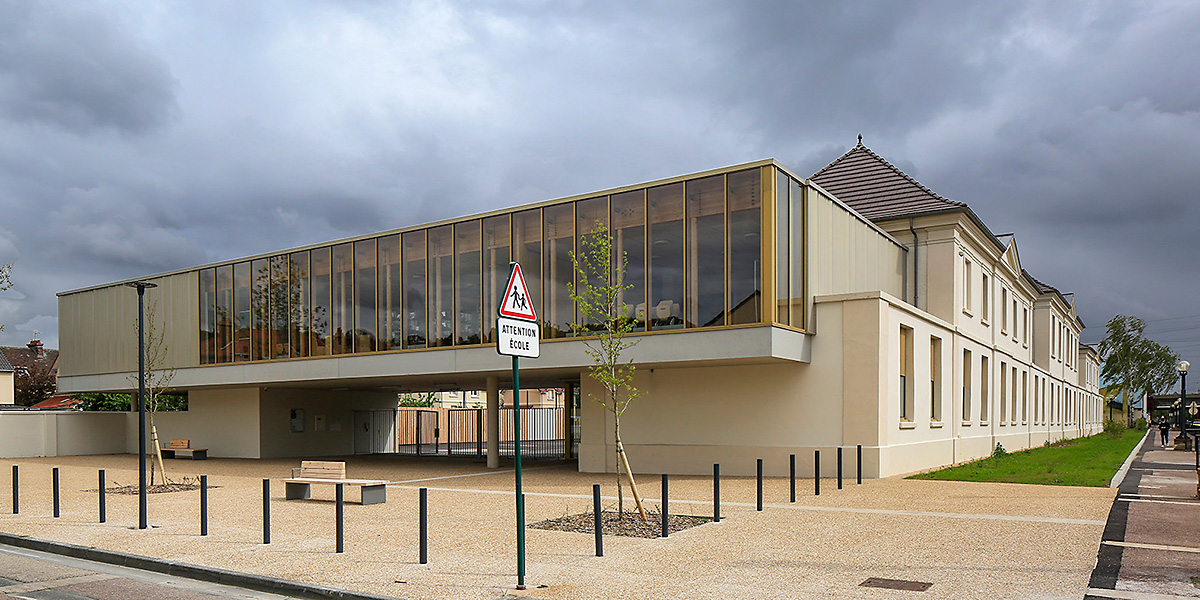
xmin=72 ymin=392 xmax=187 ymax=412
xmin=992 ymin=443 xmax=1008 ymax=457
xmin=1135 ymin=417 xmax=1147 ymax=431
xmin=1103 ymin=418 xmax=1127 ymax=437
xmin=1099 ymin=315 xmax=1180 ymax=425
xmin=911 ymin=428 xmax=1145 ymax=487
xmin=398 ymin=392 xmax=434 ymax=407
xmin=14 ymin=362 xmax=55 ymax=406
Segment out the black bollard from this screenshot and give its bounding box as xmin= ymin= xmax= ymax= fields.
xmin=336 ymin=483 xmax=344 ymax=553
xmin=99 ymin=470 xmax=106 ymax=523
xmin=857 ymin=444 xmax=863 ymax=485
xmin=262 ymin=479 xmax=271 ymax=544
xmin=838 ymin=447 xmax=843 ymax=490
xmin=756 ymin=459 xmax=763 ymax=511
xmin=815 ymin=450 xmax=821 ymax=496
xmin=419 ymin=487 xmax=428 ymax=564
xmin=661 ymin=474 xmax=669 ymax=538
xmin=592 ymin=484 xmax=603 ymax=557
xmin=200 ymin=475 xmax=207 ymax=536
xmin=52 ymin=468 xmax=60 ymax=518
xmin=789 ymin=454 xmax=796 ymax=503
xmin=713 ymin=463 xmax=721 ymax=523
xmin=12 ymin=465 xmax=17 ymax=514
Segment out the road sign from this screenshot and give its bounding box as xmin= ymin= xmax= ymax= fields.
xmin=497 ymin=317 xmax=540 ymax=358
xmin=498 ymin=263 xmax=537 ymax=322
xmin=1189 ymin=401 xmax=1198 ymax=417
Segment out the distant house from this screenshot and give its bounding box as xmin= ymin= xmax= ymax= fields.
xmin=0 ymin=348 xmax=13 ymax=405
xmin=1 ymin=338 xmax=60 ymax=406
xmin=30 ymin=394 xmax=81 ymax=411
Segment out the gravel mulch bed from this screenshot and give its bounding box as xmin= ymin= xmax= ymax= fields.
xmin=530 ymin=510 xmax=711 ymax=538
xmin=89 ymin=476 xmax=207 ymax=495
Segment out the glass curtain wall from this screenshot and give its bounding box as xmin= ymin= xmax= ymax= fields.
xmin=544 ymin=204 xmax=574 ymax=338
xmin=788 ymin=177 xmax=804 ymax=327
xmin=377 ymin=235 xmax=402 ymax=351
xmin=482 ymin=215 xmax=511 ymax=343
xmin=197 ymin=165 xmax=775 ymax=365
xmin=403 ymin=231 xmax=427 ymax=348
xmin=611 ymin=190 xmax=646 ymax=329
xmin=576 ymin=197 xmax=608 ymax=332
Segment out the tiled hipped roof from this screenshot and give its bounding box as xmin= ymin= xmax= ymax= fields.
xmin=810 ymin=137 xmax=967 ymax=221
xmin=0 ymin=350 xmax=12 ymax=372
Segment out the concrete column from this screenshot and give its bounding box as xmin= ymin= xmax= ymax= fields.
xmin=563 ymin=382 xmax=575 ymax=459
xmin=486 ymin=376 xmax=500 ymax=468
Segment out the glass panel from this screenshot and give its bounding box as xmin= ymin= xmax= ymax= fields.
xmin=233 ymin=261 xmax=251 ymax=362
xmin=728 ymin=168 xmax=761 ymax=325
xmin=199 ymin=268 xmax=216 ymax=364
xmin=310 ymin=247 xmax=332 ymax=356
xmin=544 ymin=203 xmax=575 ymax=338
xmin=576 ymin=196 xmax=609 ymax=333
xmin=513 ymin=209 xmax=543 ymax=334
xmin=789 ymin=178 xmax=804 ymax=327
xmin=269 ymin=256 xmax=290 ymax=359
xmin=611 ymin=190 xmax=646 ymax=330
xmin=251 ymin=258 xmax=269 ymax=361
xmin=455 ymin=220 xmax=482 ymax=345
xmin=216 ymin=265 xmax=233 ymax=363
xmin=686 ymin=175 xmax=725 ymax=328
xmin=774 ymin=169 xmax=789 ymax=326
xmin=378 ymin=234 xmax=402 ymax=350
xmin=648 ymin=182 xmax=684 ymax=330
xmin=483 ymin=215 xmax=511 ymax=343
xmin=288 ymin=251 xmax=310 ymax=357
xmin=428 ymin=225 xmax=454 ymax=347
xmin=354 ymin=240 xmax=377 ymax=352
xmin=402 ymin=231 xmax=427 ymax=348
xmin=331 ymin=243 xmax=354 ymax=354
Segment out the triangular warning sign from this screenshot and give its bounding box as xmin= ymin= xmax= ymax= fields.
xmin=498 ymin=262 xmax=538 ymax=322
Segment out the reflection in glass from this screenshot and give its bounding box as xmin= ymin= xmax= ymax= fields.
xmin=199 ymin=268 xmax=216 ymax=364
xmin=612 ymin=190 xmax=646 ymax=330
xmin=288 ymin=251 xmax=310 ymax=357
xmin=251 ymin=258 xmax=269 ymax=361
xmin=775 ymin=168 xmax=790 ymax=326
xmin=687 ymin=175 xmax=726 ymax=328
xmin=310 ymin=247 xmax=332 ymax=355
xmin=378 ymin=234 xmax=402 ymax=350
xmin=789 ymin=177 xmax=804 ymax=328
xmin=513 ymin=210 xmax=542 ymax=329
xmin=354 ymin=240 xmax=377 ymax=352
xmin=332 ymin=243 xmax=354 ymax=354
xmin=233 ymin=262 xmax=251 ymax=362
xmin=269 ymin=256 xmax=290 ymax=358
xmin=428 ymin=226 xmax=454 ymax=347
xmin=403 ymin=231 xmax=427 ymax=348
xmin=455 ymin=220 xmax=482 ymax=345
xmin=482 ymin=215 xmax=511 ymax=343
xmin=544 ymin=203 xmax=574 ymax=338
xmin=648 ymin=183 xmax=684 ymax=329
xmin=216 ymin=265 xmax=232 ymax=363
xmin=727 ymin=168 xmax=761 ymax=325
xmin=575 ymin=197 xmax=609 ymax=332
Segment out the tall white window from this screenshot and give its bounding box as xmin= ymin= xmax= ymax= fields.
xmin=1011 ymin=367 xmax=1018 ymax=423
xmin=1022 ymin=371 xmax=1028 ymax=424
xmin=931 ymin=336 xmax=942 ymax=422
xmin=900 ymin=325 xmax=914 ymax=422
xmin=1023 ymin=308 xmax=1029 ymax=346
xmin=963 ymin=258 xmax=973 ymax=313
xmin=981 ymin=276 xmax=990 ymax=323
xmin=1012 ymin=300 xmax=1018 ymax=341
xmin=981 ymin=355 xmax=990 ymax=422
xmin=1001 ymin=288 xmax=1009 ymax=333
xmin=963 ymin=349 xmax=973 ymax=422
xmin=999 ymin=360 xmax=1008 ymax=425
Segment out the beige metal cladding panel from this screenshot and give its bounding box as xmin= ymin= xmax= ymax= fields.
xmin=59 ymin=271 xmax=198 ymax=377
xmin=808 ymin=188 xmax=906 ymax=300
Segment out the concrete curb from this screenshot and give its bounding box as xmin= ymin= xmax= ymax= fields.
xmin=1110 ymin=428 xmax=1151 ymax=488
xmin=0 ymin=532 xmax=402 ymax=600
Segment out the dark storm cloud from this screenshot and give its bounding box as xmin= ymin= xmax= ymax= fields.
xmin=0 ymin=0 xmax=1197 ymax=360
xmin=0 ymin=2 xmax=179 ymax=135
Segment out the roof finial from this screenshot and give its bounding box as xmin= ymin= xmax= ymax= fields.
xmin=857 ymin=133 xmax=863 ymax=146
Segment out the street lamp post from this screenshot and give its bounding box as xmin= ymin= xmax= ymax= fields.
xmin=126 ymin=280 xmax=157 ymax=530
xmin=1178 ymin=361 xmax=1190 ymax=450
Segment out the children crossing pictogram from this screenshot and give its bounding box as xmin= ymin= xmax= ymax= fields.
xmin=498 ymin=263 xmax=538 ymax=322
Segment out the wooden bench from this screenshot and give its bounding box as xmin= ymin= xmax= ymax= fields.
xmin=160 ymin=439 xmax=208 ymax=460
xmin=283 ymin=461 xmax=388 ymax=505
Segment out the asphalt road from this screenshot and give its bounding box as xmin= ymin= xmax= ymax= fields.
xmin=0 ymin=543 xmax=300 ymax=600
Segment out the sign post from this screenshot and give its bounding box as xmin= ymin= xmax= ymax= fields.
xmin=496 ymin=262 xmax=538 ymax=590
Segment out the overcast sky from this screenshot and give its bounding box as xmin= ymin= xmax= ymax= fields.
xmin=1 ymin=1 xmax=1199 ymax=364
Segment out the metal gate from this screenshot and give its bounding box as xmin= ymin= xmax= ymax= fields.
xmin=448 ymin=408 xmax=484 ymax=456
xmin=397 ymin=409 xmax=439 ymax=455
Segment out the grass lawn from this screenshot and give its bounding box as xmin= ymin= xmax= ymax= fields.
xmin=908 ymin=428 xmax=1149 ymax=487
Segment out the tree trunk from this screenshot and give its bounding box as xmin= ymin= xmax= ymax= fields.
xmin=614 ymin=419 xmax=623 ymax=519
xmin=613 ymin=415 xmax=647 ymax=521
xmin=148 ymin=415 xmax=168 ymax=486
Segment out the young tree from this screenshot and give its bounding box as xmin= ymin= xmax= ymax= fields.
xmin=1099 ymin=315 xmax=1180 ymax=426
xmin=569 ymin=222 xmax=647 ymax=521
xmin=129 ymin=301 xmax=179 ymax=485
xmin=14 ymin=362 xmax=56 ymax=406
xmin=0 ymin=262 xmax=11 ymax=332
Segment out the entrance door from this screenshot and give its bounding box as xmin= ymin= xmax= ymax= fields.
xmin=372 ymin=409 xmax=397 ymax=453
xmin=353 ymin=411 xmax=372 ymax=454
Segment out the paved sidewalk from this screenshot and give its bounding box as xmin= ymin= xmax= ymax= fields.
xmin=1088 ymin=430 xmax=1200 ymax=599
xmin=0 ymin=454 xmax=1116 ymax=599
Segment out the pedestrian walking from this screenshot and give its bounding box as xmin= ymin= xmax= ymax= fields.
xmin=1160 ymin=419 xmax=1171 ymax=447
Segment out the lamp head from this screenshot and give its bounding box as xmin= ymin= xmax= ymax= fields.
xmin=1180 ymin=360 xmax=1191 ymax=375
